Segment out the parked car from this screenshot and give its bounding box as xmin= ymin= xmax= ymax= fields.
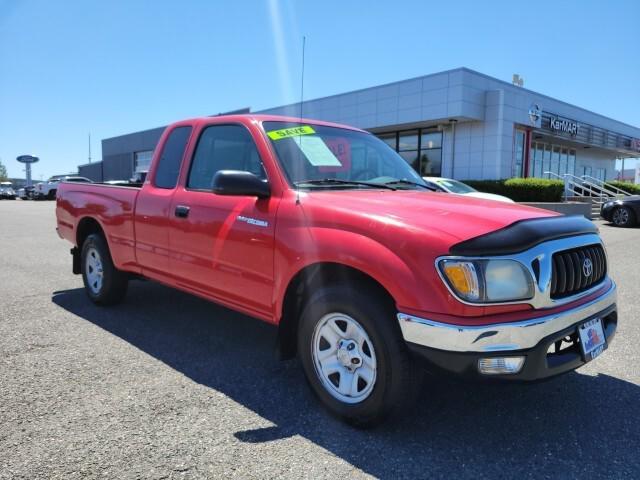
xmin=0 ymin=182 xmax=17 ymax=199
xmin=600 ymin=196 xmax=640 ymax=227
xmin=56 ymin=115 xmax=617 ymax=426
xmin=103 ymin=172 xmax=146 ymax=187
xmin=35 ymin=175 xmax=92 ymax=200
xmin=422 ymin=176 xmax=514 ymax=203
xmin=17 ymin=185 xmax=36 ymax=200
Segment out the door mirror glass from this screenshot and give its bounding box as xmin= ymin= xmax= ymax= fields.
xmin=212 ymin=170 xmax=270 ymax=198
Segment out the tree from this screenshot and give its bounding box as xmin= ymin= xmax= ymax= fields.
xmin=0 ymin=159 xmax=8 ymax=182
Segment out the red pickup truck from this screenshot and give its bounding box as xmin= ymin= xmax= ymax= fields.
xmin=56 ymin=115 xmax=617 ymax=426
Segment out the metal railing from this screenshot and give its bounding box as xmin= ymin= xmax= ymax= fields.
xmin=581 ymin=174 xmax=632 ymax=196
xmin=544 ymin=172 xmax=629 ymax=206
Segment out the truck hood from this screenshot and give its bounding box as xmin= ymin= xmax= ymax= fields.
xmin=299 ymin=189 xmax=556 ymax=246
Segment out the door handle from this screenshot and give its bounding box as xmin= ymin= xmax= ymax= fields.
xmin=174 ymin=205 xmax=190 ymax=218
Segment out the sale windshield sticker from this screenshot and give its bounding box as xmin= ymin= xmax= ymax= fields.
xmin=294 ymin=136 xmax=342 ymax=167
xmin=266 ymin=125 xmax=315 ymax=140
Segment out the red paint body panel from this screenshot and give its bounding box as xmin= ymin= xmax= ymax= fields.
xmin=168 ymin=187 xmax=280 ymax=320
xmin=56 ymin=184 xmax=140 ymax=271
xmin=56 ymin=114 xmax=591 ymax=328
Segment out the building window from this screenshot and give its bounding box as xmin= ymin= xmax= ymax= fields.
xmin=419 ymin=132 xmax=442 ymax=176
xmin=378 ymin=132 xmax=397 ymax=150
xmin=528 ymin=142 xmax=576 ymax=179
xmin=134 ymin=150 xmax=154 ymax=174
xmin=398 ymin=130 xmax=419 ymax=171
xmin=376 ymin=128 xmax=442 ymax=176
xmin=559 ymin=148 xmax=567 ymax=174
xmin=568 ymin=150 xmax=576 ymax=176
xmin=529 ymin=142 xmax=543 ymax=178
xmin=398 ymin=130 xmax=418 ymax=151
xmin=514 ymin=130 xmax=526 ymax=177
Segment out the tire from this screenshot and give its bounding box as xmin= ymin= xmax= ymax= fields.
xmin=612 ymin=206 xmax=636 ymax=227
xmin=47 ymin=190 xmax=56 ymax=200
xmin=297 ymin=284 xmax=421 ymax=427
xmin=81 ymin=233 xmax=128 ymax=305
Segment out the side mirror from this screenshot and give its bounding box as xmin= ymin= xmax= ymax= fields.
xmin=212 ymin=170 xmax=270 ymax=198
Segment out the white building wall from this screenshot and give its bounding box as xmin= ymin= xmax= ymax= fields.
xmin=259 ymin=69 xmax=486 ymax=130
xmin=575 ymin=148 xmax=617 ymax=180
xmin=445 ymin=89 xmax=513 ymax=180
xmin=259 ymin=68 xmax=640 ymax=181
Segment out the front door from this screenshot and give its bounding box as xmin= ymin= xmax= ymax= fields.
xmin=168 ymin=124 xmax=279 ymax=318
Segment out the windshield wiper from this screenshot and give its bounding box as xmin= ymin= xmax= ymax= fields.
xmin=382 ymin=179 xmax=436 ymax=191
xmin=294 ymin=179 xmax=396 ymax=191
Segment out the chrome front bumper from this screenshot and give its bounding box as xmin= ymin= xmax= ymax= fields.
xmin=398 ymin=281 xmax=617 ymax=353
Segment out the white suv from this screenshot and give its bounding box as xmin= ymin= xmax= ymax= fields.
xmin=35 ymin=175 xmax=92 ymax=200
xmin=0 ymin=182 xmax=16 ymax=200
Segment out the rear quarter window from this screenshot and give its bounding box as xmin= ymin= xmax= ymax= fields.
xmin=154 ymin=126 xmax=193 ymax=189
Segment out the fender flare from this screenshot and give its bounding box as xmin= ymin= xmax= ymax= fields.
xmin=274 ymin=227 xmax=422 ymax=321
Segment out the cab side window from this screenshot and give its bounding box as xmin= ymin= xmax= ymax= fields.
xmin=154 ymin=126 xmax=192 ymax=189
xmin=187 ymin=125 xmax=267 ymax=190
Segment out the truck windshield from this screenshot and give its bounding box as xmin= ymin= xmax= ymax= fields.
xmin=263 ymin=121 xmax=427 ymax=190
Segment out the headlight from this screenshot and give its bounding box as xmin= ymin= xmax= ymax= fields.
xmin=438 ymin=258 xmax=534 ymax=304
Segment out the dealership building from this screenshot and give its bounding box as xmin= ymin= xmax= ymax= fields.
xmin=79 ymin=67 xmax=640 ymax=182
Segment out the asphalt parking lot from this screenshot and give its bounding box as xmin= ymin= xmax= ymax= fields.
xmin=1 ymin=200 xmax=639 ymax=479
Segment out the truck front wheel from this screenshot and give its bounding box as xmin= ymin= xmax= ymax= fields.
xmin=297 ymin=284 xmax=420 ymax=427
xmin=81 ymin=233 xmax=128 ymax=305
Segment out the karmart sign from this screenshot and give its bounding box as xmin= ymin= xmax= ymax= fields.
xmin=549 ymin=117 xmax=579 ymax=136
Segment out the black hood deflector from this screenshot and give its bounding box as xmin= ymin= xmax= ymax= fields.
xmin=449 ymin=215 xmax=598 ymax=256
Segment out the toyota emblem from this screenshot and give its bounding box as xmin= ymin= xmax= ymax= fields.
xmin=583 ymin=258 xmax=593 ymax=277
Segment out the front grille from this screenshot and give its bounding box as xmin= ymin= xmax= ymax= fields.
xmin=550 ymin=244 xmax=606 ymax=299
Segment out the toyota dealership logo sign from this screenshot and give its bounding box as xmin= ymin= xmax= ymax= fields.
xmin=528 ymin=103 xmax=542 ymax=127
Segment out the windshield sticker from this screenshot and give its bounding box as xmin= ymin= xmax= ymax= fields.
xmin=319 ymin=138 xmax=351 ymax=172
xmin=294 ymin=136 xmax=343 ymax=167
xmin=267 ymin=125 xmax=315 ymax=140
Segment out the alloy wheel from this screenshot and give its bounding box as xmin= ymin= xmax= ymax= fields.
xmin=613 ymin=207 xmax=629 ymax=226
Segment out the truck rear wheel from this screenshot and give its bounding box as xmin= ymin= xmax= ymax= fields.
xmin=81 ymin=233 xmax=128 ymax=305
xmin=297 ymin=284 xmax=420 ymax=427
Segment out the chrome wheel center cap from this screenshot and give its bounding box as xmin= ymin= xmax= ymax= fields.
xmin=337 ymin=339 xmax=362 ymax=370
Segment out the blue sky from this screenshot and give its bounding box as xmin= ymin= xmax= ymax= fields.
xmin=1 ymin=0 xmax=639 ymax=179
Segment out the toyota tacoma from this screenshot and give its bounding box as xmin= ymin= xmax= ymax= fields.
xmin=56 ymin=115 xmax=617 ymax=426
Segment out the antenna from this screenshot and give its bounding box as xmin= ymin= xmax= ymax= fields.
xmin=88 ymin=133 xmax=92 ymax=163
xmin=299 ymin=35 xmax=306 ymax=119
xmin=295 ymin=36 xmax=306 ymax=205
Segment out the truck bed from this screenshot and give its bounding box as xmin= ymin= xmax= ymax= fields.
xmin=56 ymin=182 xmax=141 ymax=271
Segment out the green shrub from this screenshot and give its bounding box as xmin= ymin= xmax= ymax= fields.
xmin=462 ymin=178 xmax=565 ymax=202
xmin=605 ymin=181 xmax=640 ymax=195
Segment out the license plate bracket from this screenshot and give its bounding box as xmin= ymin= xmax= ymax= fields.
xmin=578 ymin=317 xmax=607 ymax=362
